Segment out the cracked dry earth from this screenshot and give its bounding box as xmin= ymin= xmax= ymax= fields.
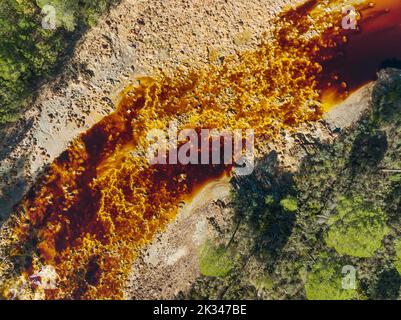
xmin=0 ymin=0 xmax=376 ymax=299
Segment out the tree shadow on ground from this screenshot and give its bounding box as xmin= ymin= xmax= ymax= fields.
xmin=231 ymin=151 xmax=296 ymax=271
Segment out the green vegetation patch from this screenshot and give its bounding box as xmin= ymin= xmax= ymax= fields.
xmin=199 ymin=242 xmax=235 ymax=278
xmin=280 ymin=195 xmax=298 ymax=212
xmin=305 ymin=255 xmax=358 ymax=300
xmin=325 ymin=197 xmax=390 ymax=258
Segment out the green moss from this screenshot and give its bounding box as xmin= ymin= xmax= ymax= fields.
xmin=325 ymin=197 xmax=389 ymax=258
xmin=280 ymin=196 xmax=298 ymax=212
xmin=199 ymin=242 xmax=235 ymax=278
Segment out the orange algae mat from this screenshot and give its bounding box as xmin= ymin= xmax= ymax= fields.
xmin=3 ymin=0 xmax=401 ymax=299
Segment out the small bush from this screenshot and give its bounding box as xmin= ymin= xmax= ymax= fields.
xmin=199 ymin=242 xmax=235 ymax=278
xmin=280 ymin=196 xmax=298 ymax=212
xmin=325 ymin=197 xmax=389 ymax=258
xmin=305 ymin=256 xmax=358 ymax=300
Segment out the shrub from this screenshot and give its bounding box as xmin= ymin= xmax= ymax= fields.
xmin=199 ymin=242 xmax=235 ymax=278
xmin=305 ymin=256 xmax=358 ymax=300
xmin=325 ymin=197 xmax=389 ymax=258
xmin=280 ymin=196 xmax=298 ymax=212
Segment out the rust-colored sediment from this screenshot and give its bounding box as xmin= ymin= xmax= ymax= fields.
xmin=3 ymin=0 xmax=401 ymax=299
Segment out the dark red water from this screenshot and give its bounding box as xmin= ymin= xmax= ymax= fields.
xmin=321 ymin=0 xmax=401 ymax=102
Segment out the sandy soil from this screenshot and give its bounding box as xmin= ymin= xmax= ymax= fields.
xmin=125 ymin=176 xmax=233 ymax=299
